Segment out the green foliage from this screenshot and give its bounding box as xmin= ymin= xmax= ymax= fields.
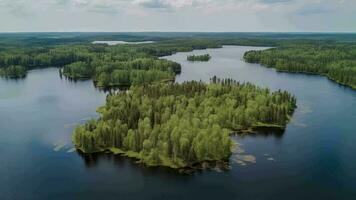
xmin=3 ymin=33 xmax=356 ymax=88
xmin=244 ymin=45 xmax=356 ymax=89
xmin=187 ymin=54 xmax=211 ymax=61
xmin=0 ymin=40 xmax=220 ymax=86
xmin=0 ymin=65 xmax=26 ymax=78
xmin=72 ymin=78 xmax=296 ymax=168
xmin=61 ymin=61 xmax=93 ymax=79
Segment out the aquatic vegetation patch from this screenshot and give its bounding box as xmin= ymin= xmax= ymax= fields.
xmin=53 ymin=141 xmax=67 ymax=152
xmin=66 ymin=148 xmax=76 ymax=153
xmin=267 ymin=157 xmax=275 ymax=161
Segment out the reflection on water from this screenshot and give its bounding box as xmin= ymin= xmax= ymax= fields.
xmin=237 ymin=127 xmax=286 ymax=139
xmin=76 ymin=150 xmax=199 ymax=175
xmin=62 ymin=75 xmax=131 ymax=93
xmin=59 ymin=73 xmax=92 ymax=83
xmin=0 ymin=75 xmax=27 ymax=81
xmin=76 ymin=151 xmax=120 ymax=168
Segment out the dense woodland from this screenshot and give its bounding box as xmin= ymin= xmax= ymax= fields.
xmin=0 ymin=39 xmax=221 ymax=87
xmin=187 ymin=54 xmax=211 ymax=61
xmin=2 ymin=33 xmax=356 ymax=90
xmin=244 ymin=45 xmax=356 ymax=89
xmin=73 ymin=78 xmax=296 ymax=168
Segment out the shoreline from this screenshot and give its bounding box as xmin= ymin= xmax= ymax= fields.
xmin=74 ymin=120 xmax=291 ymax=173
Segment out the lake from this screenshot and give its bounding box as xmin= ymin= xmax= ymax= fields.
xmin=1 ymin=46 xmax=356 ymax=199
xmin=92 ymin=41 xmax=155 ymax=45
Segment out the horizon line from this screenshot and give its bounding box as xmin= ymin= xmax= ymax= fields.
xmin=0 ymin=31 xmax=356 ymax=34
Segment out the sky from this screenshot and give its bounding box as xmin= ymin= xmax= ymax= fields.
xmin=0 ymin=0 xmax=355 ymax=32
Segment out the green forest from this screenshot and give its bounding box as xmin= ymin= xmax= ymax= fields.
xmin=73 ymin=78 xmax=296 ymax=169
xmin=243 ymin=45 xmax=356 ymax=89
xmin=0 ymin=39 xmax=221 ymax=87
xmin=3 ymin=33 xmax=356 ymax=169
xmin=187 ymin=54 xmax=211 ymax=61
xmin=2 ymin=33 xmax=356 ymax=90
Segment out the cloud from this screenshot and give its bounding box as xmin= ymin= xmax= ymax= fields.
xmin=0 ymin=0 xmax=34 ymax=17
xmin=53 ymin=0 xmax=71 ymax=6
xmin=131 ymin=0 xmax=296 ymax=12
xmin=294 ymin=0 xmax=346 ymax=15
xmin=133 ymin=0 xmax=210 ymax=10
xmin=296 ymin=6 xmax=333 ymax=15
xmin=137 ymin=0 xmax=171 ymax=9
xmin=0 ymin=0 xmax=301 ymax=15
xmin=259 ymin=0 xmax=293 ymax=4
xmin=0 ymin=0 xmax=355 ymax=32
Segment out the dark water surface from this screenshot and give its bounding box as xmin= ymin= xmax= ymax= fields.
xmin=1 ymin=46 xmax=356 ymax=200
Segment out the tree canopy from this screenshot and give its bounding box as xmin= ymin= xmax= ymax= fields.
xmin=187 ymin=54 xmax=211 ymax=62
xmin=0 ymin=40 xmax=222 ymax=87
xmin=73 ymin=78 xmax=296 ymax=169
xmin=244 ymin=45 xmax=356 ymax=89
xmin=2 ymin=36 xmax=356 ymax=90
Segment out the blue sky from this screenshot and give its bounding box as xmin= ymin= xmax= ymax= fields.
xmin=0 ymin=0 xmax=355 ymax=32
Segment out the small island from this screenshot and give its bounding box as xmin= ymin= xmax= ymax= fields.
xmin=72 ymin=77 xmax=296 ymax=170
xmin=187 ymin=54 xmax=211 ymax=62
xmin=61 ymin=58 xmax=181 ymax=88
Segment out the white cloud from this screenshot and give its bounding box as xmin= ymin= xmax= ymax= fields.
xmin=0 ymin=0 xmax=354 ymax=31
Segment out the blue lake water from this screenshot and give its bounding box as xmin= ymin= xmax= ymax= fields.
xmin=1 ymin=46 xmax=355 ymax=199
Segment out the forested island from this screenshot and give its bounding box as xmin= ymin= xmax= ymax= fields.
xmin=73 ymin=78 xmax=296 ymax=169
xmin=187 ymin=54 xmax=211 ymax=62
xmin=244 ymin=45 xmax=356 ymax=89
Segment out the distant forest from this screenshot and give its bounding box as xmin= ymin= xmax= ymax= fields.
xmin=244 ymin=45 xmax=356 ymax=89
xmin=1 ymin=32 xmax=356 ymax=89
xmin=0 ymin=40 xmax=221 ymax=87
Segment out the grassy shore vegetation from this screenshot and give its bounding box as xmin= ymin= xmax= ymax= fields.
xmin=187 ymin=54 xmax=211 ymax=62
xmin=72 ymin=78 xmax=296 ymax=169
xmin=244 ymin=45 xmax=356 ymax=89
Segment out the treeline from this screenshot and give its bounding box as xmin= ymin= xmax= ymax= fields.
xmin=73 ymin=78 xmax=296 ymax=168
xmin=187 ymin=54 xmax=211 ymax=61
xmin=3 ymin=32 xmax=356 ymax=48
xmin=61 ymin=58 xmax=181 ymax=87
xmin=0 ymin=65 xmax=26 ymax=78
xmin=244 ymin=45 xmax=356 ymax=89
xmin=0 ymin=39 xmax=222 ymax=87
xmin=3 ymin=37 xmax=356 ymax=89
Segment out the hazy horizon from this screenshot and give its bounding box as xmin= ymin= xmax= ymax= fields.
xmin=0 ymin=31 xmax=356 ymax=33
xmin=0 ymin=0 xmax=355 ymax=32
